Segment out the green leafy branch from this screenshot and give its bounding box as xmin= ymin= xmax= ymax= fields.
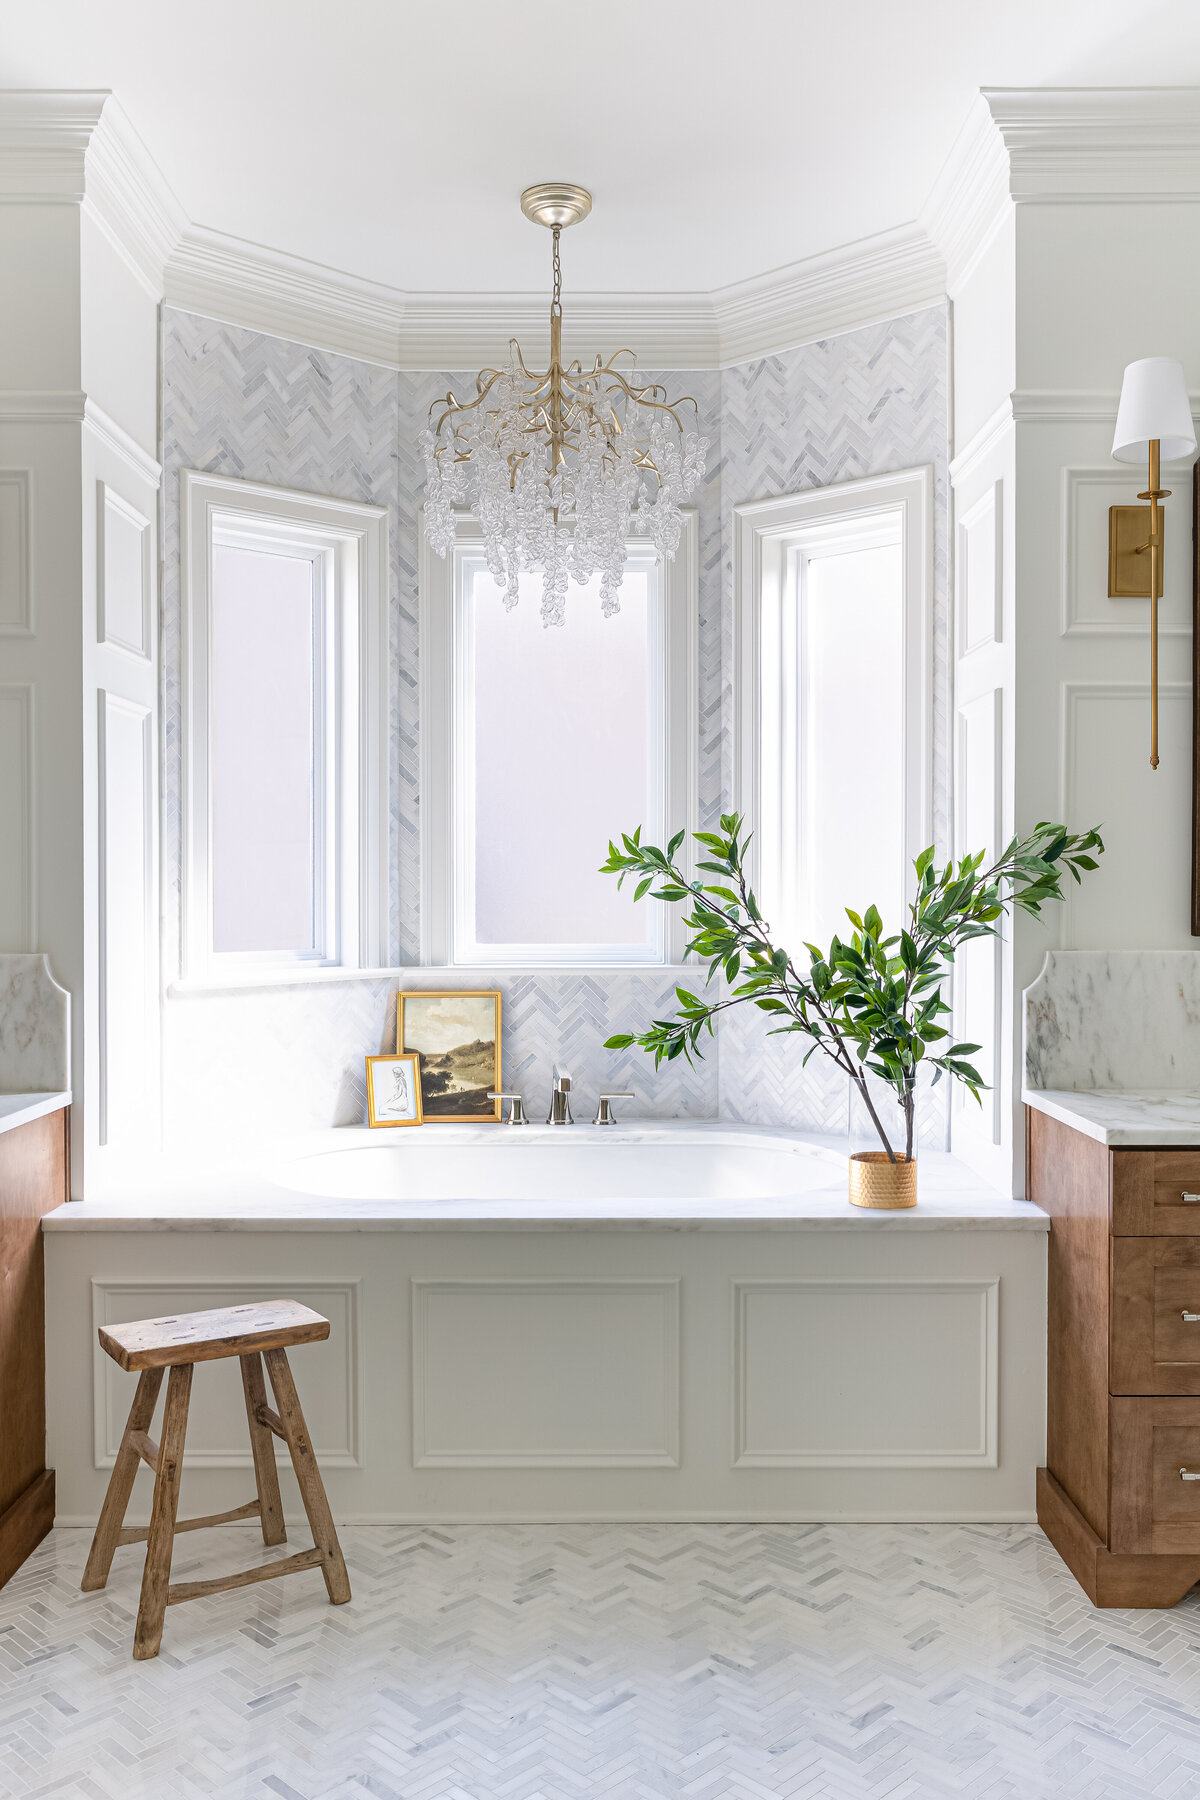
xmin=600 ymin=815 xmax=1105 ymax=1163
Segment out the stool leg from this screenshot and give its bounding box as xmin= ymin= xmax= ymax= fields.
xmin=240 ymin=1352 xmax=287 ymax=1546
xmin=263 ymin=1347 xmax=350 ymax=1605
xmin=82 ymin=1366 xmax=164 ymax=1592
xmin=133 ymin=1361 xmax=193 ymax=1660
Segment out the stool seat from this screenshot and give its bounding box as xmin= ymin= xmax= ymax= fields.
xmin=83 ymin=1297 xmax=350 ymax=1658
xmin=98 ymin=1299 xmax=331 ymax=1370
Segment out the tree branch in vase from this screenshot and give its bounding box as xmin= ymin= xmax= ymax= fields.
xmin=600 ymin=816 xmax=1105 ymax=1170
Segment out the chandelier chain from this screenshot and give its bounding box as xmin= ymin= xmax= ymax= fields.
xmin=551 ymin=225 xmax=562 ymax=321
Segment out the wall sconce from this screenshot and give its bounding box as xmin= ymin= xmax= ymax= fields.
xmin=1109 ymin=356 xmax=1197 ymax=770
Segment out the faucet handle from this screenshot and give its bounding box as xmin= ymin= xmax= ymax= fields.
xmin=594 ymin=1092 xmax=634 ymax=1126
xmin=488 ymin=1092 xmax=526 ymax=1125
xmin=553 ymin=1069 xmax=572 ymax=1092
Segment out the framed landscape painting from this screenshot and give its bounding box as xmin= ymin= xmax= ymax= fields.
xmin=396 ymin=990 xmax=502 ymax=1122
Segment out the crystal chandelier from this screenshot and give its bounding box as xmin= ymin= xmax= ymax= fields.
xmin=422 ymin=183 xmax=709 ymax=626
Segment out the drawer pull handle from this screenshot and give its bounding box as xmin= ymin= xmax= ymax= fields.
xmin=1184 ymin=1193 xmax=1200 ymax=1204
xmin=1182 ymin=1469 xmax=1200 ymax=1482
xmin=1184 ymin=1312 xmax=1200 ymax=1324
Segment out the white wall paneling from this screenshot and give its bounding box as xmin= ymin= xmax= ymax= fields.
xmin=956 ymin=479 xmax=1003 ymax=656
xmin=91 ymin=1278 xmax=362 ymax=1468
xmin=95 ymin=479 xmax=151 ymax=659
xmin=412 ymin=1278 xmax=680 ymax=1467
xmin=95 ymin=691 xmax=154 ymax=1147
xmin=46 ymin=1227 xmax=1045 ymax=1524
xmin=732 ymin=1278 xmax=998 ymax=1467
xmin=1058 ymin=680 xmax=1192 ymax=949
xmin=0 ymin=469 xmax=32 ymax=635
xmin=954 ymin=689 xmax=1004 ymax=1146
xmin=1061 ymin=465 xmax=1193 ymax=640
xmin=0 ymin=683 xmax=35 ymax=950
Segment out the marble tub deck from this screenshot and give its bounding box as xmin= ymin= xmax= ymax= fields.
xmin=2 ymin=1521 xmax=1199 ymax=1799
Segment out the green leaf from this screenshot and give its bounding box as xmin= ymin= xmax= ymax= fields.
xmin=603 ymin=1033 xmax=635 ymax=1049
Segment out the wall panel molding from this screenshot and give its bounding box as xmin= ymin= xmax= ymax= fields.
xmin=412 ymin=1277 xmax=680 ymax=1467
xmin=91 ymin=1278 xmax=363 ymax=1469
xmin=0 ymin=685 xmax=35 ymax=951
xmin=956 ymin=479 xmax=1003 ymax=655
xmin=96 ymin=481 xmax=152 ymax=659
xmin=0 ymin=470 xmax=32 ymax=636
xmin=733 ymin=1278 xmax=999 ymax=1467
xmin=96 ymin=692 xmax=153 ymax=1147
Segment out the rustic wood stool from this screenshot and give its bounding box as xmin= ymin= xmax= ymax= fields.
xmin=82 ymin=1299 xmax=351 ymax=1659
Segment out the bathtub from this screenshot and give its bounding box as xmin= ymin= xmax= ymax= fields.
xmin=44 ymin=1119 xmax=1048 ymax=1527
xmin=268 ymin=1123 xmax=844 ymax=1205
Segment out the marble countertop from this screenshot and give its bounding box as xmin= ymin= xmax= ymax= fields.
xmin=1024 ymin=1088 xmax=1200 ymax=1147
xmin=41 ymin=1123 xmax=1048 ymax=1233
xmin=0 ymin=1091 xmax=70 ymax=1137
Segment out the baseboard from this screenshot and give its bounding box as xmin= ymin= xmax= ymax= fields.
xmin=54 ymin=1506 xmax=1040 ymax=1528
xmin=0 ymin=1470 xmax=55 ymax=1587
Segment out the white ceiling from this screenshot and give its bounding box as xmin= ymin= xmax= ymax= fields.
xmin=5 ymin=0 xmax=1200 ymax=298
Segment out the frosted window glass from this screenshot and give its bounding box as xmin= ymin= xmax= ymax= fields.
xmin=802 ymin=541 xmax=904 ymax=948
xmin=469 ymin=568 xmax=657 ymax=948
xmin=211 ymin=544 xmax=316 ymax=953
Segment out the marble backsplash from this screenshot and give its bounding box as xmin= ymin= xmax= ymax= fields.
xmin=1023 ymin=949 xmax=1200 ymax=1092
xmin=163 ymin=968 xmax=717 ymax=1147
xmin=0 ymin=953 xmax=70 ymax=1091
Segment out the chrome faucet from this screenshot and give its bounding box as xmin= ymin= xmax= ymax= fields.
xmin=547 ymin=1070 xmax=573 ymax=1125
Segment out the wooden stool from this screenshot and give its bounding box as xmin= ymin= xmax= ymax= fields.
xmin=82 ymin=1299 xmax=351 ymax=1659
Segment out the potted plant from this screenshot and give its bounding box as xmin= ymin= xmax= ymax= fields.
xmin=600 ymin=815 xmax=1104 ymax=1207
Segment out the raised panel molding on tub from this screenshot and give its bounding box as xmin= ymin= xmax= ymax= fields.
xmin=412 ymin=1277 xmax=680 ymax=1467
xmin=732 ymin=1279 xmax=999 ymax=1468
xmin=92 ymin=1279 xmax=363 ymax=1469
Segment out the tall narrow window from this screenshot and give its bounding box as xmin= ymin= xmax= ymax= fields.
xmin=211 ymin=541 xmax=322 ymax=956
xmin=181 ymin=472 xmax=388 ymax=983
xmin=422 ymin=516 xmax=697 ymax=967
xmin=737 ymin=469 xmax=931 ymax=958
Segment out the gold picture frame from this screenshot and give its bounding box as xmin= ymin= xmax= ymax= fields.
xmin=365 ymin=1053 xmax=423 ymax=1128
xmin=396 ymin=990 xmax=502 ymax=1123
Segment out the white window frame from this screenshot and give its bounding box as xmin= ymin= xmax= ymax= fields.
xmin=733 ymin=467 xmax=933 ymax=922
xmin=179 ymin=470 xmax=388 ymax=985
xmin=420 ymin=511 xmax=699 ymax=968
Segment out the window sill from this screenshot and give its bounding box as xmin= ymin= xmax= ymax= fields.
xmin=168 ymin=964 xmax=700 ymax=998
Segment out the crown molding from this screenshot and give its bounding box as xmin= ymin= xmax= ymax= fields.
xmin=163 ymin=221 xmax=944 ymax=372
xmin=925 ymin=87 xmax=1200 ymax=293
xmin=984 ymin=87 xmax=1200 ymax=201
xmin=711 ymin=224 xmax=945 ymax=365
xmin=0 ymin=89 xmax=185 ymax=295
xmin=922 ymin=92 xmax=1013 ymax=295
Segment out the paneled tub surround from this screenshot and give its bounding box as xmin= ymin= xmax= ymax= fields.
xmin=1024 ymin=949 xmax=1200 ymax=1145
xmin=43 ymin=1122 xmax=1047 ymax=1527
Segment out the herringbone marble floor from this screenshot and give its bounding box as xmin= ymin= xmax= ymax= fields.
xmin=3 ymin=1522 xmax=1200 ymax=1799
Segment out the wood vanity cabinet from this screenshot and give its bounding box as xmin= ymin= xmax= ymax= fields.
xmin=0 ymin=1107 xmax=68 ymax=1588
xmin=1032 ymin=1107 xmax=1200 ymax=1606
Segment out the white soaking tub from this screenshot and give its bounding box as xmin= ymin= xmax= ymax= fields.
xmin=267 ymin=1123 xmax=844 ymax=1206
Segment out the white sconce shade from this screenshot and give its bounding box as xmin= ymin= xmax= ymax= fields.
xmin=1112 ymin=357 xmax=1197 ymax=463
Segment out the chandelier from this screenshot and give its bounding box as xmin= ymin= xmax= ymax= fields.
xmin=422 ymin=183 xmax=709 ymax=626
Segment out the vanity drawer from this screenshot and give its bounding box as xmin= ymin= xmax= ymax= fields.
xmin=1112 ymin=1238 xmax=1200 ymax=1393
xmin=1112 ymin=1152 xmax=1200 ymax=1235
xmin=1111 ymin=1398 xmax=1200 ymax=1553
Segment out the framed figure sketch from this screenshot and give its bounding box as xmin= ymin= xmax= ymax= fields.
xmin=396 ymin=990 xmax=502 ymax=1122
xmin=365 ymin=1053 xmax=423 ymax=1127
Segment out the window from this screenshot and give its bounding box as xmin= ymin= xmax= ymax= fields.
xmin=181 ymin=472 xmax=388 ymax=982
xmin=735 ymin=469 xmax=931 ymax=955
xmin=421 ymin=514 xmax=697 ymax=966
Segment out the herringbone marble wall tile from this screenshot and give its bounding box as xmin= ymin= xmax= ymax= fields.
xmin=159 ymin=306 xmax=947 ymax=1138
